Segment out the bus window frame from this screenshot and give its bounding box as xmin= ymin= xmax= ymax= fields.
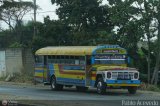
xmin=35 ymin=55 xmax=44 ymax=64
xmin=46 ymin=55 xmax=86 ymax=65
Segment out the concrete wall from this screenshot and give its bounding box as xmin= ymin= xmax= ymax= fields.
xmin=5 ymin=48 xmax=23 ymax=75
xmin=0 ymin=50 xmax=6 ymax=77
xmin=0 ymin=48 xmax=34 ymax=78
xmin=22 ymin=49 xmax=35 ymax=75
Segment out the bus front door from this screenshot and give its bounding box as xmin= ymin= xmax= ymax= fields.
xmin=85 ymin=65 xmax=92 ymax=86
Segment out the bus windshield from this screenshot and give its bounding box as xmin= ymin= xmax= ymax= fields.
xmin=94 ymin=54 xmax=126 ymax=64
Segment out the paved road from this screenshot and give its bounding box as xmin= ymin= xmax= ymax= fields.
xmin=0 ymin=83 xmax=160 ymax=106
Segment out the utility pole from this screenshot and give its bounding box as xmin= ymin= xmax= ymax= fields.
xmin=33 ymin=0 xmax=36 ymax=38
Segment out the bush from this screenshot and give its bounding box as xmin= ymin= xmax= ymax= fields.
xmin=0 ymin=77 xmax=6 ymax=81
xmin=140 ymin=82 xmax=160 ymax=92
xmin=11 ymin=72 xmax=33 ymax=83
xmin=146 ymin=85 xmax=160 ymax=92
xmin=139 ymin=73 xmax=148 ymax=83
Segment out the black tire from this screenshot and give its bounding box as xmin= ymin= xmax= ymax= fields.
xmin=76 ymin=86 xmax=88 ymax=92
xmin=96 ymin=78 xmax=106 ymax=95
xmin=50 ymin=76 xmax=63 ymax=91
xmin=128 ymin=86 xmax=137 ymax=94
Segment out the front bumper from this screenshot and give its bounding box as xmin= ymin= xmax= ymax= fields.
xmin=106 ymin=80 xmax=141 ymax=87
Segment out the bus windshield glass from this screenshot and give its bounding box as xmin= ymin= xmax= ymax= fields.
xmin=94 ymin=54 xmax=126 ymax=64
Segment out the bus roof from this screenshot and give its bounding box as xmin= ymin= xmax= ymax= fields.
xmin=35 ymin=45 xmax=123 ymax=56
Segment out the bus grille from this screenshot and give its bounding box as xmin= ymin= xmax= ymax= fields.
xmin=111 ymin=72 xmax=134 ymax=80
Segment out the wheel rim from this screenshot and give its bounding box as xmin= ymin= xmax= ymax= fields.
xmin=97 ymin=81 xmax=102 ymax=93
xmin=51 ymin=78 xmax=55 ymax=89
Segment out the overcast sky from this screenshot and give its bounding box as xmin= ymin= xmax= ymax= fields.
xmin=1 ymin=0 xmax=107 ymax=29
xmin=23 ymin=0 xmax=58 ymax=22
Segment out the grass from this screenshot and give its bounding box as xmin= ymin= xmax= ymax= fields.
xmin=0 ymin=72 xmax=34 ymax=84
xmin=0 ymin=77 xmax=6 ymax=81
xmin=140 ymin=82 xmax=160 ymax=92
xmin=11 ymin=72 xmax=34 ymax=83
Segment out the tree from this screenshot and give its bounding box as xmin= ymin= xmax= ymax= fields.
xmin=32 ymin=16 xmax=72 ymax=51
xmin=132 ymin=0 xmax=160 ymax=85
xmin=51 ymin=0 xmax=113 ymax=45
xmin=0 ymin=0 xmax=34 ymax=44
xmin=151 ymin=0 xmax=160 ymax=85
xmin=134 ymin=0 xmax=156 ymax=84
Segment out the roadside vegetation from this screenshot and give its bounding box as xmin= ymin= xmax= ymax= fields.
xmin=0 ymin=72 xmax=33 ymax=84
xmin=0 ymin=0 xmax=160 ymax=88
xmin=11 ymin=72 xmax=33 ymax=83
xmin=140 ymin=82 xmax=160 ymax=92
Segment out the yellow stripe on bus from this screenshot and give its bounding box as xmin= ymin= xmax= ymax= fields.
xmin=57 ymin=74 xmax=85 ymax=79
xmin=35 ymin=73 xmax=43 ymax=77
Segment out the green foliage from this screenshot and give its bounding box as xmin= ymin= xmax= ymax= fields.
xmin=146 ymin=84 xmax=160 ymax=92
xmin=140 ymin=73 xmax=148 ymax=82
xmin=11 ymin=72 xmax=33 ymax=83
xmin=51 ymin=0 xmax=113 ymax=45
xmin=0 ymin=0 xmax=34 ymax=46
xmin=9 ymin=42 xmax=24 ymax=48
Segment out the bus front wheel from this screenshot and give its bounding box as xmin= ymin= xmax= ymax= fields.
xmin=97 ymin=78 xmax=106 ymax=95
xmin=51 ymin=76 xmax=63 ymax=91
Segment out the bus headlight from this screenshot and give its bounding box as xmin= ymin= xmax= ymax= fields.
xmin=107 ymin=72 xmax=112 ymax=79
xmin=134 ymin=73 xmax=138 ymax=79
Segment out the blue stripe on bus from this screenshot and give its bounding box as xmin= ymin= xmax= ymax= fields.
xmin=35 ymin=70 xmax=43 ymax=73
xmin=57 ymin=78 xmax=85 ymax=86
xmin=106 ymin=80 xmax=140 ymax=84
xmin=91 ymin=56 xmax=95 ymax=64
xmin=48 ymin=64 xmax=54 ymax=76
xmin=90 ymin=80 xmax=96 ymax=87
xmin=63 ymin=66 xmax=85 ymax=70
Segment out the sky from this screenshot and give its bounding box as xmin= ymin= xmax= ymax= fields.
xmin=22 ymin=0 xmax=58 ymax=22
xmin=0 ymin=0 xmax=107 ymax=29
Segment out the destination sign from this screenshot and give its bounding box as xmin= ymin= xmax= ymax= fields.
xmin=102 ymin=49 xmax=119 ymax=53
xmin=95 ymin=55 xmax=126 ymax=59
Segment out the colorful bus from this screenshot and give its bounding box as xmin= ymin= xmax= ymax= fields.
xmin=34 ymin=45 xmax=140 ymax=94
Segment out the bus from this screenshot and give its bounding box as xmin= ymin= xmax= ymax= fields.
xmin=34 ymin=45 xmax=140 ymax=94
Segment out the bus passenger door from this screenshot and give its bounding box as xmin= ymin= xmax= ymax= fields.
xmin=85 ymin=65 xmax=92 ymax=86
xmin=34 ymin=56 xmax=49 ymax=83
xmin=85 ymin=56 xmax=92 ymax=86
xmin=35 ymin=63 xmax=44 ymax=83
xmin=43 ymin=56 xmax=50 ymax=83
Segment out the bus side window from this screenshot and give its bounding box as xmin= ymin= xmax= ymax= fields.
xmin=61 ymin=56 xmax=65 ymax=64
xmin=57 ymin=56 xmax=60 ymax=64
xmin=70 ymin=56 xmax=74 ymax=64
xmin=80 ymin=56 xmax=85 ymax=65
xmin=35 ymin=56 xmax=43 ymax=63
xmin=65 ymin=56 xmax=69 ymax=64
xmin=44 ymin=56 xmax=47 ymax=65
xmin=75 ymin=56 xmax=79 ymax=65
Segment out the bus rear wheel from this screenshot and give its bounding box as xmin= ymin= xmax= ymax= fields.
xmin=128 ymin=86 xmax=137 ymax=94
xmin=97 ymin=78 xmax=106 ymax=95
xmin=76 ymin=86 xmax=88 ymax=92
xmin=51 ymin=76 xmax=63 ymax=91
